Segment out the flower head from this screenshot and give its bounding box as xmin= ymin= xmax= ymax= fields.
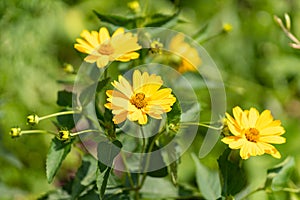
xmin=105 ymin=70 xmax=176 ymax=125
xmin=169 ymin=34 xmax=202 ymax=73
xmin=74 ymin=27 xmax=141 ymax=68
xmin=27 ymin=114 xmax=39 ymax=125
xmin=221 ymin=106 xmax=286 ymax=159
xmin=10 ymin=127 xmax=22 ymax=138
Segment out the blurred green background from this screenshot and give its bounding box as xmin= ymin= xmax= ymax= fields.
xmin=1 ymin=0 xmax=300 ymax=199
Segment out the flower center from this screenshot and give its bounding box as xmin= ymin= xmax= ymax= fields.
xmin=130 ymin=93 xmax=147 ymax=109
xmin=245 ymin=128 xmax=260 ymax=143
xmin=98 ymin=43 xmax=114 ymax=55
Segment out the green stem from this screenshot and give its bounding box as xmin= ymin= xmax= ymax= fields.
xmin=120 ymin=151 xmax=135 ymax=189
xmin=39 ymin=110 xmax=79 ymax=121
xmin=21 ymin=130 xmax=57 ymax=136
xmin=180 ymin=122 xmax=223 ymax=130
xmin=70 ymin=129 xmax=101 ymax=136
xmin=139 ymin=130 xmax=164 ymax=188
xmin=240 ymin=187 xmax=265 ymax=199
xmin=282 ymin=187 xmax=300 ymax=193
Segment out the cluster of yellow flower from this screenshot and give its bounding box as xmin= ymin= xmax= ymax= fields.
xmin=10 ymin=26 xmax=286 ymax=161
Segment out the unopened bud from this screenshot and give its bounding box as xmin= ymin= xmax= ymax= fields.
xmin=10 ymin=127 xmax=22 ymax=138
xmin=27 ymin=114 xmax=39 ymax=125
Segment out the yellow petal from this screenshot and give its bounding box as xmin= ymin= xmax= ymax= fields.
xmin=232 ymin=106 xmax=243 ymax=127
xmin=113 ymin=76 xmax=133 ymax=98
xmin=255 ymin=109 xmax=273 ymax=129
xmin=240 ymin=142 xmax=251 ymax=159
xmin=257 ymin=142 xmax=281 ymax=159
xmin=259 ymin=135 xmax=286 ymax=144
xmin=100 ymin=27 xmax=111 ymax=43
xmin=112 ymin=27 xmax=125 ymax=37
xmin=227 ymin=121 xmax=242 ymax=136
xmin=260 ymin=126 xmax=285 ymax=136
xmin=248 ymin=107 xmax=259 ymax=127
xmin=113 ymin=111 xmax=128 ymax=124
xmin=132 ymin=70 xmax=142 ymax=91
xmin=96 ymin=56 xmax=109 ymax=68
xmin=221 ymin=136 xmax=240 ymax=144
xmin=80 ymin=30 xmax=99 ymax=48
xmin=84 ymin=54 xmax=99 ymax=63
xmin=116 ymin=52 xmax=140 ymax=61
xmin=228 ymin=138 xmax=245 ymax=149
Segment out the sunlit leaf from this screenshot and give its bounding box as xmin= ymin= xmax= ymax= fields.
xmin=46 ymin=137 xmax=72 ymax=183
xmin=192 ymin=153 xmax=221 ymax=199
xmin=265 ymin=157 xmax=295 ymax=191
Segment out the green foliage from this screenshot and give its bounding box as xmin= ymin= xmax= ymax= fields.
xmin=217 ymin=149 xmax=247 ymax=197
xmin=192 ymin=153 xmax=221 ymax=199
xmin=46 ymin=137 xmax=72 ymax=183
xmin=265 ymin=157 xmax=295 ymax=191
xmin=71 ymin=155 xmax=98 ymax=199
xmin=3 ymin=0 xmax=300 ymax=200
xmin=57 ymin=90 xmax=74 ymax=107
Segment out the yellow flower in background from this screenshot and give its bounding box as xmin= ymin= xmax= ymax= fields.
xmin=222 ymin=106 xmax=286 ymax=159
xmin=105 ymin=70 xmax=176 ymax=125
xmin=74 ymin=27 xmax=141 ymax=68
xmin=169 ymin=34 xmax=202 ymax=73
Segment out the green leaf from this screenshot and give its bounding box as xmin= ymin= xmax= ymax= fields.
xmin=96 ymin=77 xmax=111 ymax=92
xmin=265 ymin=157 xmax=295 ymax=191
xmin=192 ymin=153 xmax=221 ymax=200
xmin=144 ymin=11 xmax=179 ymax=27
xmin=46 ymin=137 xmax=72 ymax=183
xmin=79 ymin=83 xmax=97 ymax=107
xmin=96 ymin=166 xmax=112 ymax=200
xmin=167 ymin=99 xmax=181 ymax=126
xmin=57 ymin=90 xmax=74 ymax=107
xmin=217 ymin=148 xmax=247 ymax=196
xmin=56 ymin=111 xmax=81 ymax=129
xmin=145 ymin=139 xmax=168 ymax=178
xmin=71 ymin=155 xmax=98 ymax=199
xmin=93 ymin=10 xmax=136 ymax=28
xmin=37 ymin=188 xmax=71 ymax=200
xmin=140 ymin=176 xmax=177 ymax=199
xmin=97 ymin=140 xmax=122 ymax=171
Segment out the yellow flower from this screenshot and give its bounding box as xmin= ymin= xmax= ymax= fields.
xmin=105 ymin=70 xmax=176 ymax=125
xmin=221 ymin=106 xmax=286 ymax=159
xmin=169 ymin=34 xmax=202 ymax=73
xmin=74 ymin=27 xmax=141 ymax=68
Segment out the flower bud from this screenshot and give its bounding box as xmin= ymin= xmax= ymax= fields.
xmin=58 ymin=130 xmax=70 ymax=141
xmin=222 ymin=23 xmax=233 ymax=33
xmin=150 ymin=40 xmax=164 ymax=54
xmin=10 ymin=127 xmax=22 ymax=138
xmin=63 ymin=63 xmax=75 ymax=74
xmin=27 ymin=114 xmax=39 ymax=125
xmin=128 ymin=1 xmax=141 ymax=13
